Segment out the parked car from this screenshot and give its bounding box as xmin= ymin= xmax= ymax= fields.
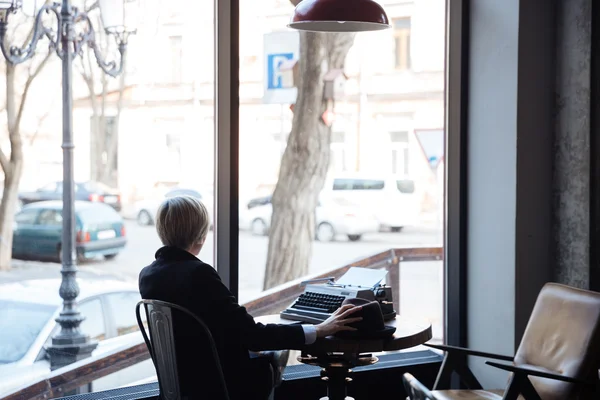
xmin=19 ymin=181 xmax=122 ymax=212
xmin=12 ymin=201 xmax=127 ymax=262
xmin=322 ymin=173 xmax=419 ymax=232
xmin=133 ymin=187 xmax=214 ymax=227
xmin=239 ymin=195 xmax=379 ymax=241
xmin=0 ymin=279 xmax=155 ymax=396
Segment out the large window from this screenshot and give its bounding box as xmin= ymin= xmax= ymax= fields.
xmin=0 ymin=0 xmax=215 ymax=396
xmin=0 ymin=0 xmax=452 ymax=395
xmin=238 ymin=0 xmax=446 ymax=365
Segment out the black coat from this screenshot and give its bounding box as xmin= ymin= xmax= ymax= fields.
xmin=139 ymin=246 xmax=305 ymax=399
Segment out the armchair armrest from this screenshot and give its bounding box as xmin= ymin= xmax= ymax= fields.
xmin=426 ymin=343 xmax=514 ymax=362
xmin=486 ymin=361 xmax=596 ymax=386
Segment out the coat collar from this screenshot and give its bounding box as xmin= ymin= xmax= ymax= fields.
xmin=155 ymin=246 xmax=199 ymax=262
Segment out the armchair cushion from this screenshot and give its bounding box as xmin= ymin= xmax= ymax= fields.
xmin=513 ymin=283 xmax=600 ymax=399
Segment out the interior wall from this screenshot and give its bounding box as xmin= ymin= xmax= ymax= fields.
xmin=466 ymin=0 xmax=556 ymax=388
xmin=553 ymin=0 xmax=592 ymax=289
xmin=466 ymin=0 xmax=519 ymax=388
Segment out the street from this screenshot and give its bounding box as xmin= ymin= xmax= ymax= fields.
xmin=1 ymin=221 xmax=445 ymax=339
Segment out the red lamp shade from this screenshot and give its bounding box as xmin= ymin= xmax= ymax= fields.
xmin=288 ymin=0 xmax=390 ymax=32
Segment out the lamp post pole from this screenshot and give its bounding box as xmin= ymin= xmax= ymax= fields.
xmin=0 ymin=0 xmax=134 ymax=371
xmin=48 ymin=0 xmax=98 ymax=370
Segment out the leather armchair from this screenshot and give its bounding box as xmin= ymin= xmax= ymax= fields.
xmin=406 ymin=283 xmax=600 ymax=400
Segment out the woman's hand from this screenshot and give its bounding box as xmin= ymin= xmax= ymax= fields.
xmin=314 ymin=304 xmax=363 ymax=338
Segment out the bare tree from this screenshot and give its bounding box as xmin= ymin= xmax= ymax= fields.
xmin=0 ymin=51 xmax=53 ymax=270
xmin=263 ymin=23 xmax=355 ymax=289
xmin=77 ymin=8 xmax=127 ymax=188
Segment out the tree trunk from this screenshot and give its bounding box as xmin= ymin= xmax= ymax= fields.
xmin=100 ymin=68 xmax=126 ymax=187
xmin=0 ymin=64 xmax=23 ymax=271
xmin=263 ymin=32 xmax=355 ymax=290
xmin=0 ymin=163 xmax=22 ymax=270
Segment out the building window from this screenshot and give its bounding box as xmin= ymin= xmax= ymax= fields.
xmin=393 ymin=18 xmax=411 ymax=70
xmin=166 ymin=132 xmax=182 ymax=156
xmin=390 ymin=131 xmax=409 ymax=175
xmin=169 ymin=36 xmax=183 ymax=83
xmin=90 ymin=115 xmax=118 ymax=186
xmin=390 ymin=131 xmax=409 ymax=143
xmin=330 ymin=131 xmax=347 ymax=172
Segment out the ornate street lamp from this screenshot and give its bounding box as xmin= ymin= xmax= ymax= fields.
xmin=0 ymin=0 xmax=137 ymax=370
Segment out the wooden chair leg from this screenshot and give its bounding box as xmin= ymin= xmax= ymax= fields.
xmin=433 ymin=352 xmax=483 ymax=390
xmin=433 ymin=355 xmax=453 ymax=389
xmin=503 ymin=374 xmax=542 ymax=400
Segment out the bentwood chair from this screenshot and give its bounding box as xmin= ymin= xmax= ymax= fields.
xmin=136 ymin=299 xmax=230 ymax=400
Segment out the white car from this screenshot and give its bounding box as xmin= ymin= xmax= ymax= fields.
xmin=322 ymin=174 xmax=420 ymax=232
xmin=133 ymin=187 xmax=214 ymax=227
xmin=240 ymin=195 xmax=379 ymax=242
xmin=0 ymin=279 xmax=155 ymax=396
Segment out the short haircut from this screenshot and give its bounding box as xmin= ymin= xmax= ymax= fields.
xmin=155 ymin=195 xmax=210 ymax=250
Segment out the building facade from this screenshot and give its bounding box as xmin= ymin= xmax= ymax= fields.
xmin=23 ymin=0 xmax=445 ymax=213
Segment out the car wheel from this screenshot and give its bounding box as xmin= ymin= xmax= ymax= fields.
xmin=104 ymin=253 xmax=118 ymax=260
xmin=137 ymin=210 xmax=153 ymax=226
xmin=391 ymin=227 xmax=404 ymax=233
xmin=57 ymin=246 xmax=85 ymax=263
xmin=251 ymin=218 xmax=268 ymax=236
xmin=316 ymin=222 xmax=336 ymax=242
xmin=347 ymin=234 xmax=362 ymax=242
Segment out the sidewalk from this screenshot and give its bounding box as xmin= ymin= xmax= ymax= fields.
xmin=0 ymin=259 xmax=131 ymax=285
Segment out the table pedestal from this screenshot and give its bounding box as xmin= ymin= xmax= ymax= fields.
xmin=298 ymin=353 xmax=378 ymax=400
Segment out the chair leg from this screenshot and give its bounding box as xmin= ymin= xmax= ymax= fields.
xmin=502 ymin=374 xmax=542 ymax=400
xmin=433 ymin=355 xmax=453 ymax=389
xmin=433 ymin=353 xmax=483 ymax=390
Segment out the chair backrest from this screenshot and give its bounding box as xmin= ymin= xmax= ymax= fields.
xmin=402 ymin=373 xmax=438 ymax=400
xmin=136 ymin=299 xmax=230 ymax=400
xmin=514 ymin=283 xmax=600 ymax=399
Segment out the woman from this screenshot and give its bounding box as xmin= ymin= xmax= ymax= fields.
xmin=139 ymin=195 xmax=361 ymax=400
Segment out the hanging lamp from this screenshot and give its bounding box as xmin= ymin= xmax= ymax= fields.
xmin=288 ymin=0 xmax=390 ymax=32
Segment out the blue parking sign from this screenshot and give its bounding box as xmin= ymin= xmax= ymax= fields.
xmin=267 ymin=53 xmax=294 ymax=89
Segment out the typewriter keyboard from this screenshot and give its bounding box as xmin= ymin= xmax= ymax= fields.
xmin=292 ymin=291 xmax=346 ymax=313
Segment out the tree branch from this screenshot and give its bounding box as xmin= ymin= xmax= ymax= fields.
xmin=84 ymin=0 xmax=99 ymax=13
xmin=0 ymin=146 xmax=9 ymax=174
xmin=101 ymin=59 xmax=127 ymax=184
xmin=27 ymin=103 xmax=54 ymax=146
xmin=8 ymin=51 xmax=53 ymax=164
xmin=15 ymin=51 xmax=53 ymax=131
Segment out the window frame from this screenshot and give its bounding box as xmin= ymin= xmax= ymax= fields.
xmin=214 ymin=0 xmax=239 ymax=295
xmin=444 ymin=0 xmax=469 ymax=351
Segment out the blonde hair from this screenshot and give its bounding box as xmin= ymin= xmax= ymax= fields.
xmin=155 ymin=195 xmax=210 ymax=250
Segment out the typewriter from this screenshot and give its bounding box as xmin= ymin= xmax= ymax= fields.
xmin=280 ymin=267 xmax=396 ymax=324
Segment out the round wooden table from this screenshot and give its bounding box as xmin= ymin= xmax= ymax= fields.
xmin=256 ymin=315 xmax=432 ymax=400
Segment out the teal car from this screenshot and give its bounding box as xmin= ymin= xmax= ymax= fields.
xmin=12 ymin=201 xmax=127 ymax=262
